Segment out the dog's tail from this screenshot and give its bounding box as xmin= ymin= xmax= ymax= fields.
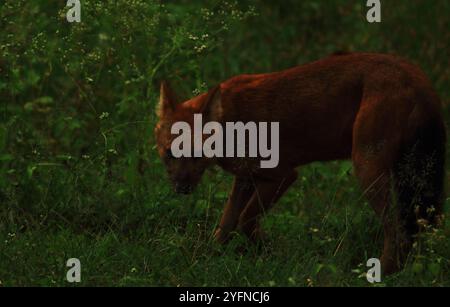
xmin=393 ymin=114 xmax=446 ymax=237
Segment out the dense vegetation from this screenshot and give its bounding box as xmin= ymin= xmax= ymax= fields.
xmin=0 ymin=0 xmax=449 ymax=286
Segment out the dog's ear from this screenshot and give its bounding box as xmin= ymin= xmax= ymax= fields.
xmin=201 ymin=85 xmax=222 ymax=121
xmin=157 ymin=81 xmax=178 ymax=117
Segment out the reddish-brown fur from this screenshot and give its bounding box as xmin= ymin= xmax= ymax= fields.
xmin=155 ymin=53 xmax=446 ymax=275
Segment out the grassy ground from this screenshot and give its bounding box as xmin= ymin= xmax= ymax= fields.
xmin=0 ymin=0 xmax=449 ymax=286
xmin=1 ymin=161 xmax=449 ymax=286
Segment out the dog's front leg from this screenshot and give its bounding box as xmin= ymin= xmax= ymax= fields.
xmin=238 ymin=171 xmax=298 ymax=242
xmin=214 ymin=176 xmax=255 ymax=244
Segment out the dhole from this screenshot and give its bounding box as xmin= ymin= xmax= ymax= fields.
xmin=155 ymin=53 xmax=446 ymax=275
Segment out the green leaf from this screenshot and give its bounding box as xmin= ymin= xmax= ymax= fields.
xmin=314 ymin=264 xmax=324 ymax=275
xmin=412 ymin=262 xmax=424 ymax=274
xmin=0 ymin=154 xmax=13 ymax=161
xmin=27 ymin=165 xmax=37 ymax=179
xmin=26 ymin=70 xmax=41 ymax=86
xmin=428 ymin=263 xmax=440 ymax=276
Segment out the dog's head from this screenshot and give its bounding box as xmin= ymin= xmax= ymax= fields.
xmin=154 ymin=81 xmax=222 ymax=194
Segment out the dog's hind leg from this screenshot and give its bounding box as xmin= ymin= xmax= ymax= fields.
xmin=352 ymin=97 xmax=411 ymax=275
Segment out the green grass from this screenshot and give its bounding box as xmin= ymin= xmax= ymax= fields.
xmin=1 ymin=161 xmax=449 ymax=286
xmin=0 ymin=0 xmax=449 ymax=286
